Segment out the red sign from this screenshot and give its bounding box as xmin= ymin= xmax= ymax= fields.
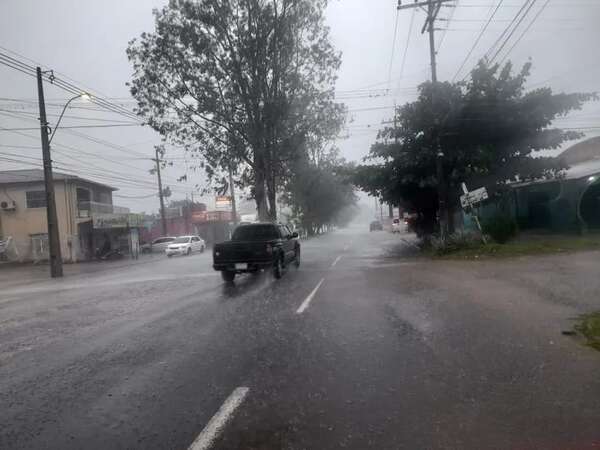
xmin=192 ymin=210 xmax=233 ymax=223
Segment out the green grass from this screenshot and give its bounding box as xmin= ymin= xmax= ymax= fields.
xmin=433 ymin=234 xmax=600 ymax=260
xmin=574 ymin=312 xmax=600 ymax=351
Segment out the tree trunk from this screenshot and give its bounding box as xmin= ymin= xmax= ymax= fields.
xmin=254 ymin=153 xmax=269 ymax=221
xmin=266 ymin=173 xmax=277 ymax=222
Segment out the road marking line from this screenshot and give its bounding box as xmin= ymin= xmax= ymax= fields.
xmin=343 ymin=244 xmax=349 ymax=251
xmin=296 ymin=278 xmax=325 ymax=314
xmin=188 ymin=387 xmax=249 ymax=450
xmin=331 ymin=255 xmax=342 ymax=267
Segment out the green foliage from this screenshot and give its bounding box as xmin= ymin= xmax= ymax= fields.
xmin=352 ymin=61 xmax=596 ymax=236
xmin=483 ymin=214 xmax=518 ymax=244
xmin=429 ymin=231 xmax=484 ymax=256
xmin=127 ymin=0 xmax=345 ymax=221
xmin=282 ymin=149 xmax=357 ymax=235
xmin=574 ymin=312 xmax=600 ymax=351
xmin=432 ymin=233 xmax=600 ymax=259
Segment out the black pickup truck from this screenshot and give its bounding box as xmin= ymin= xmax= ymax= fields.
xmin=213 ymin=223 xmax=300 ymax=282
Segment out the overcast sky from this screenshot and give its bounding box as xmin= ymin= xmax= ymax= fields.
xmin=1 ymin=0 xmax=599 ymax=214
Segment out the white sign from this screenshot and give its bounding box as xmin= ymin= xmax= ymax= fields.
xmin=460 ymin=186 xmax=488 ymax=209
xmin=215 ymin=195 xmax=232 ymax=210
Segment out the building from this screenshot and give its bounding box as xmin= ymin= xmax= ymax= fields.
xmin=465 ymin=137 xmax=600 ymax=233
xmin=0 ymin=169 xmax=141 ymax=262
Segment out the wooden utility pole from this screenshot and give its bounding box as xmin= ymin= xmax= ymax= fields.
xmin=397 ymin=0 xmax=451 ymax=240
xmin=154 ymin=147 xmax=167 ymax=236
xmin=36 ymin=67 xmax=63 ymax=278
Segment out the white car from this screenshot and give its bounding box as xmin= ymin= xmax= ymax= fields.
xmin=391 ymin=218 xmax=402 ymax=233
xmin=165 ymin=235 xmax=206 ymax=257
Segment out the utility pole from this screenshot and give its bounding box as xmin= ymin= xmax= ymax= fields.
xmin=154 ymin=147 xmax=167 ymax=236
xmin=397 ymin=0 xmax=451 ymax=240
xmin=228 ymin=166 xmax=238 ymax=225
xmin=36 ymin=67 xmax=63 ymax=278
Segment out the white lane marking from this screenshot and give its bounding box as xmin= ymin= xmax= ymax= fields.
xmin=188 ymin=387 xmax=250 ymax=450
xmin=331 ymin=255 xmax=342 ymax=267
xmin=296 ymin=278 xmax=325 ymax=314
xmin=343 ymin=244 xmax=349 ymax=251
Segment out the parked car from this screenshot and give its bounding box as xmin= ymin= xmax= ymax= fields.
xmin=213 ymin=223 xmax=300 ymax=282
xmin=369 ymin=220 xmax=383 ymax=232
xmin=391 ymin=218 xmax=402 ymax=233
xmin=165 ymin=235 xmax=206 ymax=257
xmin=141 ymin=236 xmax=176 ymax=254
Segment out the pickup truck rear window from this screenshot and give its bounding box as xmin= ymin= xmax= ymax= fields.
xmin=232 ymin=225 xmax=279 ymax=241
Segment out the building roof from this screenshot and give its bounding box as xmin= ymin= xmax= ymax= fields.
xmin=558 ymin=136 xmax=600 ymax=166
xmin=0 ymin=169 xmax=117 ymax=191
xmin=563 ymin=158 xmax=600 ymax=180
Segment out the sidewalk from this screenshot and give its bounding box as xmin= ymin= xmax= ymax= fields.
xmin=0 ymin=254 xmax=162 ymax=291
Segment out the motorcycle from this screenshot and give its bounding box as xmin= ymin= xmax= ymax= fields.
xmin=95 ymin=247 xmax=124 ymax=260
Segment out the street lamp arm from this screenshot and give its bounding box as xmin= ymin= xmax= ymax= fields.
xmin=49 ymin=93 xmax=89 ymax=144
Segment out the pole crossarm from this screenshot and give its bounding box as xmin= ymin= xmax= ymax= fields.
xmin=397 ymin=0 xmax=454 ymax=11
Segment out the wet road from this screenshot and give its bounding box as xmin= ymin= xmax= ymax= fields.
xmin=1 ymin=227 xmax=600 ymax=449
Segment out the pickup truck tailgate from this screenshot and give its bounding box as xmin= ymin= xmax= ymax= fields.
xmin=214 ymin=241 xmax=272 ymax=263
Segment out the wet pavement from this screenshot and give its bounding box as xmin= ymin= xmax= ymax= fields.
xmin=1 ymin=227 xmax=600 ymax=449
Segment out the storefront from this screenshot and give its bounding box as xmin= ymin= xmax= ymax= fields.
xmin=78 ymin=212 xmax=142 ymax=260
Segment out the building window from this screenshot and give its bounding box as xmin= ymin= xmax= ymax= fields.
xmin=26 ymin=190 xmax=47 ymax=208
xmin=77 ymin=188 xmax=91 ymax=217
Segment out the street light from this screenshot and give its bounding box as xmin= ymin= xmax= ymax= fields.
xmin=49 ymin=92 xmax=92 ymax=144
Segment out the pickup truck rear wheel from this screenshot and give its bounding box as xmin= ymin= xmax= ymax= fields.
xmin=273 ymin=255 xmax=284 ymax=279
xmin=221 ymin=271 xmax=235 ymax=283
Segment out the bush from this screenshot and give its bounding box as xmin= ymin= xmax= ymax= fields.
xmin=430 ymin=231 xmax=484 ymax=256
xmin=483 ymin=214 xmax=518 ymax=244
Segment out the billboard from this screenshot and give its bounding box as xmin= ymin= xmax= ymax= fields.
xmin=215 ymin=195 xmax=232 ymax=209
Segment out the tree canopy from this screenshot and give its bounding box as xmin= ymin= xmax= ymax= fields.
xmin=282 ymin=149 xmax=357 ymax=235
xmin=127 ymin=0 xmax=345 ymax=221
xmin=353 ymin=61 xmax=596 ymax=235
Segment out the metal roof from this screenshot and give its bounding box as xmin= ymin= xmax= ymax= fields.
xmin=0 ymin=169 xmax=117 ymax=191
xmin=563 ymin=158 xmax=600 ymax=180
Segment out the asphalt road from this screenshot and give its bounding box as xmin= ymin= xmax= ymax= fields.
xmin=1 ymin=227 xmax=600 ymax=450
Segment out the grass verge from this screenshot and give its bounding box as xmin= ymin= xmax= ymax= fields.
xmin=574 ymin=312 xmax=600 ymax=351
xmin=432 ymin=234 xmax=600 ymax=259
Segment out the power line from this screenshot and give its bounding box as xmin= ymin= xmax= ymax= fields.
xmin=0 ymin=108 xmax=142 ymax=123
xmin=484 ymin=0 xmax=536 ymax=63
xmin=0 ymin=123 xmax=140 ymax=131
xmin=437 ymin=1 xmax=459 ymax=51
xmin=399 ymin=9 xmax=417 ymax=85
xmin=498 ymin=0 xmax=550 ymax=63
xmin=0 ymin=48 xmax=142 ymax=123
xmin=483 ymin=0 xmax=531 ymax=60
xmin=453 ymin=0 xmax=504 ymax=81
xmin=489 ymin=0 xmax=538 ymax=63
xmin=387 ymin=9 xmax=401 ymax=91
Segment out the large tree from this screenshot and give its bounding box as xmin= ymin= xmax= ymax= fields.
xmin=127 ymin=0 xmax=344 ymax=221
xmin=353 ymin=61 xmax=596 ymax=236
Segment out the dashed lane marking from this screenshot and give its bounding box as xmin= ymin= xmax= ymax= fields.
xmin=331 ymin=255 xmax=342 ymax=267
xmin=188 ymin=387 xmax=250 ymax=450
xmin=296 ymin=278 xmax=325 ymax=314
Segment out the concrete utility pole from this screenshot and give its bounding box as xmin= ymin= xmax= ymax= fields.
xmin=154 ymin=147 xmax=167 ymax=236
xmin=397 ymin=0 xmax=452 ymax=240
xmin=36 ymin=67 xmax=63 ymax=278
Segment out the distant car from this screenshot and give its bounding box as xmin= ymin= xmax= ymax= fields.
xmin=391 ymin=218 xmax=402 ymax=233
xmin=369 ymin=220 xmax=383 ymax=232
xmin=165 ymin=235 xmax=206 ymax=257
xmin=141 ymin=236 xmax=176 ymax=254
